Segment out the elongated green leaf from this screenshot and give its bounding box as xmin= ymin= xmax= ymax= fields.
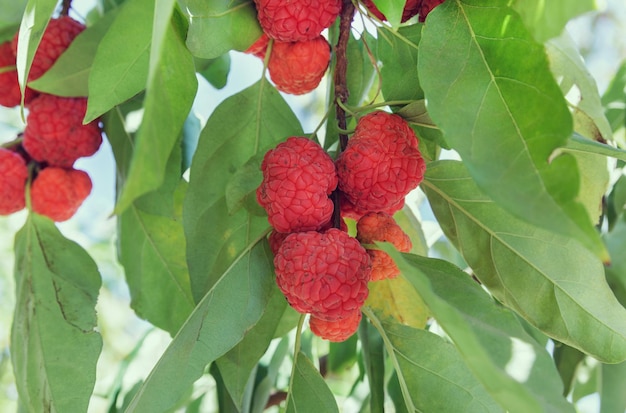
xmin=28 ymin=9 xmax=119 ymax=97
xmin=600 ymin=361 xmax=626 ymax=413
xmin=419 ymin=0 xmax=607 ymax=260
xmin=124 ymin=240 xmax=275 ymax=412
xmin=601 ymin=61 xmax=626 ymax=141
xmin=365 ymin=310 xmax=503 ymax=413
xmin=12 ymin=214 xmax=102 ymax=413
xmin=114 ymin=15 xmax=197 ymax=213
xmin=377 ymin=25 xmax=421 ymax=102
xmin=383 ymin=251 xmax=575 ymax=413
xmin=181 ymin=0 xmax=262 ymax=59
xmin=184 ymin=81 xmax=302 ymax=302
xmin=547 ymin=32 xmax=613 ymax=142
xmin=553 ymin=343 xmax=585 ymax=397
xmin=604 ymin=220 xmax=626 ymax=308
xmin=422 ymin=160 xmax=626 ymax=363
xmin=215 ymin=282 xmax=289 ymax=409
xmin=346 ymin=31 xmax=377 ymax=108
xmin=86 ymin=0 xmax=152 ymax=122
xmin=0 ymin=0 xmax=26 ymax=31
xmin=358 ymin=317 xmax=385 ymax=413
xmin=365 ymin=276 xmax=429 ymax=328
xmin=285 ymin=351 xmax=339 ymax=413
xmin=251 ymin=337 xmax=290 ymax=413
xmin=118 ymin=185 xmax=195 ymax=335
xmin=196 ymin=53 xmax=231 ymax=89
xmin=564 ymin=133 xmax=626 ymax=162
xmin=512 ymin=0 xmax=595 ymax=43
xmin=370 ymin=0 xmax=404 ymax=28
xmin=14 ymin=0 xmax=56 ymax=106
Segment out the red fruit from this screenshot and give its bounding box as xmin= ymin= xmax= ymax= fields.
xmin=30 ymin=167 xmax=92 ymax=222
xmin=340 ymin=192 xmax=404 ymax=221
xmin=366 ymin=249 xmax=401 ymax=281
xmin=0 ymin=148 xmax=28 ymax=215
xmin=12 ymin=16 xmax=85 ymax=83
xmin=268 ymin=36 xmax=330 ymax=95
xmin=0 ymin=42 xmax=34 ymax=107
xmin=336 ymin=111 xmax=425 ymax=213
xmin=310 ymin=310 xmax=362 ymax=342
xmin=245 ymin=33 xmax=270 ymax=59
xmin=274 ymin=229 xmax=371 ymax=321
xmin=360 ymin=0 xmax=444 ymax=23
xmin=357 ymin=212 xmax=411 ymax=281
xmin=254 ymin=0 xmax=341 ymax=42
xmin=357 ymin=212 xmax=412 ymax=252
xmin=23 ymin=95 xmax=102 ymax=167
xmin=257 ymin=137 xmax=338 ymax=233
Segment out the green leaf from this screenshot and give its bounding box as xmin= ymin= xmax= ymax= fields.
xmin=28 ymin=9 xmax=119 ymax=97
xmin=377 ymin=25 xmax=422 ymax=102
xmin=600 ymin=361 xmax=626 ymax=413
xmin=184 ymin=81 xmax=302 ymax=302
xmin=285 ymin=351 xmax=339 ymax=413
xmin=547 ymin=32 xmax=613 ymax=142
xmin=328 ymin=334 xmax=358 ymax=373
xmin=196 ymin=53 xmax=231 ymax=89
xmin=422 ymin=160 xmax=626 ymax=363
xmin=419 ymin=0 xmax=607 ymax=260
xmin=181 ymin=0 xmax=262 ymax=59
xmin=124 ymin=241 xmax=275 ymax=412
xmin=12 ymin=214 xmax=102 ymax=413
xmin=382 ymin=251 xmax=575 ymax=412
xmin=215 ymin=280 xmax=289 ymax=409
xmin=511 ymin=0 xmax=595 ymax=43
xmin=0 ymin=0 xmax=26 ymax=31
xmin=358 ymin=318 xmax=385 ymax=413
xmin=365 ymin=276 xmax=429 ymax=328
xmin=553 ymin=343 xmax=585 ymax=396
xmin=604 ymin=220 xmax=626 ymax=308
xmin=563 ymin=133 xmax=626 ymax=162
xmin=14 ymin=0 xmax=57 ymax=107
xmin=118 ymin=183 xmax=195 ymax=335
xmin=370 ymin=0 xmax=405 ymax=28
xmin=601 ymin=61 xmax=626 ymax=140
xmin=225 ymin=152 xmax=266 ymax=216
xmin=114 ymin=15 xmax=197 ymax=213
xmin=346 ymin=31 xmax=377 ymax=108
xmin=86 ymin=0 xmax=152 ymax=122
xmin=365 ymin=310 xmax=503 ymax=413
xmin=250 ymin=337 xmax=290 ymax=413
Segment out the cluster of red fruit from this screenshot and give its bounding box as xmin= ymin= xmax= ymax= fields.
xmin=257 ymin=111 xmax=426 ymax=341
xmin=245 ymin=0 xmax=340 ymax=95
xmin=0 ymin=16 xmax=102 ymax=222
xmin=244 ymin=0 xmax=445 ymax=95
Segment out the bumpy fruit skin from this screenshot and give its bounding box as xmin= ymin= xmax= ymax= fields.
xmin=268 ymin=36 xmax=330 ymax=95
xmin=361 ymin=0 xmax=444 ymax=23
xmin=254 ymin=0 xmax=341 ymax=42
xmin=0 ymin=42 xmax=33 ymax=107
xmin=257 ymin=137 xmax=337 ymax=233
xmin=30 ymin=167 xmax=92 ymax=222
xmin=336 ymin=111 xmax=425 ymax=213
xmin=357 ymin=212 xmax=412 ymax=281
xmin=268 ymin=217 xmax=347 ymax=255
xmin=0 ymin=148 xmax=28 ymax=215
xmin=340 ymin=192 xmax=404 ymax=221
xmin=23 ymin=95 xmax=102 ymax=167
xmin=310 ymin=310 xmax=362 ymax=342
xmin=12 ymin=16 xmax=85 ymax=83
xmin=274 ymin=229 xmax=371 ymax=321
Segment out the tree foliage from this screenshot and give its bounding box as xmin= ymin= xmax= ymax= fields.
xmin=2 ymin=0 xmax=626 ymax=412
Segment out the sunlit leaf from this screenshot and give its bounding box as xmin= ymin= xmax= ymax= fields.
xmin=180 ymin=0 xmax=262 ymax=59
xmin=383 ymin=251 xmax=576 ymax=412
xmin=365 ymin=310 xmax=503 ymax=412
xmin=12 ymin=215 xmax=102 ymax=413
xmin=124 ymin=241 xmax=275 ymax=412
xmin=285 ymin=351 xmax=339 ymax=413
xmin=365 ymin=276 xmax=428 ymax=328
xmin=423 ymin=160 xmax=626 ymax=363
xmin=419 ymin=0 xmax=607 ymax=260
xmin=184 ymin=80 xmax=302 ymax=302
xmin=512 ymin=0 xmax=595 ymax=43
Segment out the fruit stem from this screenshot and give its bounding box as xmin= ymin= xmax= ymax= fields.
xmin=334 ymin=0 xmax=356 ymax=153
xmin=331 ymin=0 xmax=356 ymax=230
xmin=61 ymin=0 xmax=72 ymax=16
